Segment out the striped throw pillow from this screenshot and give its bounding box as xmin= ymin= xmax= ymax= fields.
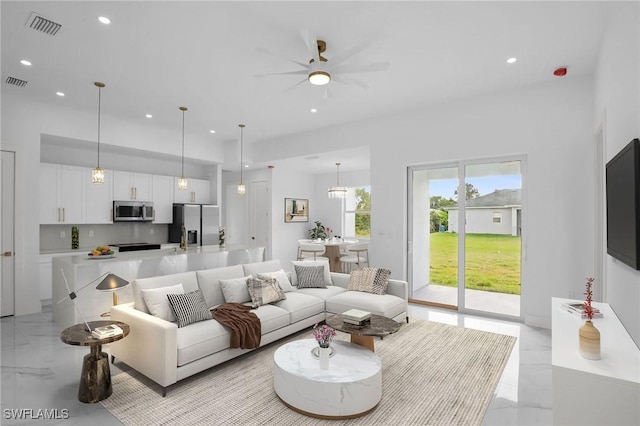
xmin=294 ymin=265 xmax=327 ymax=289
xmin=167 ymin=290 xmax=212 ymax=328
xmin=348 ymin=268 xmax=391 ymax=295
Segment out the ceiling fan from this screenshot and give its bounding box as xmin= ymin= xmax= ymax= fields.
xmin=255 ymin=32 xmax=390 ymax=96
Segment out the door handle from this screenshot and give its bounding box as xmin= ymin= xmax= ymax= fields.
xmin=3 ymin=251 xmax=12 ymax=257
xmin=62 ymin=208 xmax=65 ymax=222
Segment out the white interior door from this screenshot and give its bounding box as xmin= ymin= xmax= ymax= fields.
xmin=1 ymin=151 xmax=15 ymax=317
xmin=250 ymin=180 xmax=270 ymax=257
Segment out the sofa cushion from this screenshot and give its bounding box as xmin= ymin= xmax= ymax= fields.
xmin=293 ymin=285 xmax=347 ymax=300
xmin=196 ymin=265 xmax=245 ymax=309
xmin=133 ymin=271 xmax=199 ymax=314
xmin=167 ymin=290 xmax=212 ymax=328
xmin=348 ymin=268 xmax=391 ymax=295
xmin=290 ymin=260 xmax=331 ymax=286
xmin=219 ymin=276 xmax=252 ymax=304
xmin=250 ymin=304 xmax=290 ymax=334
xmin=326 ymin=291 xmax=406 ymax=321
xmin=243 ymin=259 xmax=282 ymax=276
xmin=140 ymin=283 xmax=184 ymax=322
xmin=257 ymin=269 xmax=294 ymax=292
xmin=273 ymin=292 xmax=325 ymax=323
xmin=176 ymin=317 xmax=231 ymax=366
xmin=294 ymin=264 xmax=328 ymax=289
xmin=246 ymin=277 xmax=286 ymax=307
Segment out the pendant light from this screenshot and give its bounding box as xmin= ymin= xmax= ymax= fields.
xmin=177 ymin=106 xmax=188 ymax=190
xmin=92 ymin=82 xmax=105 ymax=184
xmin=237 ymin=124 xmax=246 ymax=195
xmin=328 ymin=162 xmax=347 ymax=199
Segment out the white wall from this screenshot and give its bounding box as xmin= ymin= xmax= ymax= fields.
xmin=594 ymin=2 xmax=640 ymax=346
xmin=255 ymin=76 xmax=595 ymax=328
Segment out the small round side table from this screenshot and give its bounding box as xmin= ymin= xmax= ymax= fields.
xmin=60 ymin=320 xmax=129 ymax=403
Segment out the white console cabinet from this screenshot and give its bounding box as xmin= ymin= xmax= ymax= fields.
xmin=552 ymin=298 xmax=640 ymax=425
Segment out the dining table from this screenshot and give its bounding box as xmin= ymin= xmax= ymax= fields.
xmin=310 ymin=239 xmax=358 ymax=273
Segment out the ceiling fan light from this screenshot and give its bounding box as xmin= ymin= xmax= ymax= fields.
xmin=309 ymin=71 xmax=331 ymax=86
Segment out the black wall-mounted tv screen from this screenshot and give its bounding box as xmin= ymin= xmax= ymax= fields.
xmin=606 ymin=138 xmax=640 ymax=270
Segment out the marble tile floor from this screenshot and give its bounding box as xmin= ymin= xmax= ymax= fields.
xmin=1 ymin=304 xmax=552 ymax=425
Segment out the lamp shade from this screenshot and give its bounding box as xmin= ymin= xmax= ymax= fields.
xmin=95 ymin=273 xmax=129 ymax=292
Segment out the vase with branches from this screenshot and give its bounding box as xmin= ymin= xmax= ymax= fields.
xmin=579 ymin=277 xmax=601 ymax=360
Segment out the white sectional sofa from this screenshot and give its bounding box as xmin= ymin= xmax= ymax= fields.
xmin=110 ymin=259 xmax=408 ymax=396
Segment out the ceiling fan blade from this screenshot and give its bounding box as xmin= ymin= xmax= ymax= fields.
xmin=255 ymin=47 xmax=308 ymax=69
xmin=332 ymin=74 xmax=370 ymax=90
xmin=327 ymin=39 xmax=373 ymax=67
xmin=300 ymin=29 xmax=320 ymax=64
xmin=331 ymin=61 xmax=390 ymax=74
xmin=254 ymin=70 xmax=309 ymax=79
xmin=282 ymin=78 xmax=308 ymax=93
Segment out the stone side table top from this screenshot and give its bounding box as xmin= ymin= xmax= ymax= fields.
xmin=60 ymin=320 xmax=130 ymax=346
xmin=326 ymin=313 xmax=400 ymax=337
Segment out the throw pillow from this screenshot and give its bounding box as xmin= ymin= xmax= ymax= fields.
xmin=219 ymin=275 xmax=253 ymax=303
xmin=246 ymin=277 xmax=286 ymax=307
xmin=290 ymin=260 xmax=332 ymax=286
xmin=294 ymin=265 xmax=328 ymax=289
xmin=140 ymin=283 xmax=185 ymax=322
xmin=257 ymin=269 xmax=294 ymax=292
xmin=167 ymin=289 xmax=212 ymax=328
xmin=348 ymin=268 xmax=391 ymax=295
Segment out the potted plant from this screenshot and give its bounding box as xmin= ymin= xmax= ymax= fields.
xmin=308 ymin=221 xmax=328 ymax=240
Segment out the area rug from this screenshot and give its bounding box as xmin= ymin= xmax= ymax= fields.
xmin=101 ymin=319 xmax=516 ymax=425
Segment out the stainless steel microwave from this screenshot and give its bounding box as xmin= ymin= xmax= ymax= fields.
xmin=113 ymin=201 xmax=154 ymax=222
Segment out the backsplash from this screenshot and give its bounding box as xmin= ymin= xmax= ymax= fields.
xmin=40 ymin=223 xmax=169 ymax=251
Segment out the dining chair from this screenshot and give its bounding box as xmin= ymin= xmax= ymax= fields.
xmin=340 ymin=242 xmax=369 ymax=272
xmin=298 ymin=242 xmax=328 ymax=261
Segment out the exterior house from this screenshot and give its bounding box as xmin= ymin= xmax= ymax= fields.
xmin=446 ymin=189 xmax=521 ymax=236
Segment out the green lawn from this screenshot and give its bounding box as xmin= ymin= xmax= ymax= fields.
xmin=429 ymin=232 xmax=521 ymax=295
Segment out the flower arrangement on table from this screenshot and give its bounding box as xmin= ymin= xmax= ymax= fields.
xmin=313 ymin=322 xmax=337 ymax=348
xmin=583 ymin=277 xmax=595 ymax=321
xmin=308 ymin=221 xmax=328 ymax=240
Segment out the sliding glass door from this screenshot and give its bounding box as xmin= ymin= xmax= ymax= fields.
xmin=409 ymin=157 xmax=524 ymax=319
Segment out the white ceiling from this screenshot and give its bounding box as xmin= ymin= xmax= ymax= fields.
xmin=2 ymin=1 xmax=611 ymax=174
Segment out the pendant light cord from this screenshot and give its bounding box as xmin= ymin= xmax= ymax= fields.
xmin=239 ymin=124 xmax=245 ymax=184
xmin=336 ymin=162 xmax=341 ymax=185
xmin=97 ymin=85 xmax=101 ymax=168
xmin=181 ymin=109 xmax=185 ymax=177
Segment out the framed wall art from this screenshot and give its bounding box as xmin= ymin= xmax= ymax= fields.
xmin=284 ymin=198 xmax=309 ymax=223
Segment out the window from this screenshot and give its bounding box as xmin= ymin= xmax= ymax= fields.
xmin=492 ymin=212 xmax=502 ymax=224
xmin=344 ymin=186 xmax=371 ymax=238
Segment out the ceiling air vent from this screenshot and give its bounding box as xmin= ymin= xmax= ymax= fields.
xmin=25 ymin=12 xmax=62 ymax=36
xmin=5 ymin=77 xmax=28 ymax=88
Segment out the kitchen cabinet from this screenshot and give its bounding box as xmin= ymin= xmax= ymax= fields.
xmin=113 ymin=171 xmax=152 ymax=201
xmin=174 ymin=177 xmax=211 ymax=204
xmin=152 ymin=174 xmax=174 ymax=223
xmin=84 ymin=168 xmax=113 ymax=224
xmin=39 ymin=163 xmax=84 ymax=224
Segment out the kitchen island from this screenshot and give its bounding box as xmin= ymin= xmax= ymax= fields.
xmin=52 ymin=245 xmax=264 ymax=328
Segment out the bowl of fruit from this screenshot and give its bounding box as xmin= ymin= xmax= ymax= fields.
xmin=88 ymin=246 xmax=115 ymax=258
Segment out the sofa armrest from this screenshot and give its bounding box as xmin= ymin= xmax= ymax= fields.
xmin=386 ymin=279 xmax=409 ymax=302
xmin=110 ymin=302 xmax=178 ymax=388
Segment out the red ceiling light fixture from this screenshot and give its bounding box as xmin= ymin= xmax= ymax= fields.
xmin=553 ymin=67 xmax=567 ymax=77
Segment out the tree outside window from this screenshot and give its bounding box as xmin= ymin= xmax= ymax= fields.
xmin=345 ymin=186 xmax=371 ymax=238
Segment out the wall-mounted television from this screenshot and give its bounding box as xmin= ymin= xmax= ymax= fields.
xmin=606 ymin=138 xmax=640 ymax=270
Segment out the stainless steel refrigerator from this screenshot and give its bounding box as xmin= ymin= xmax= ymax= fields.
xmin=169 ymin=204 xmax=220 ymax=246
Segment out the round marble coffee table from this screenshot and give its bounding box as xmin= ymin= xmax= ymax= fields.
xmin=273 ymin=339 xmax=381 ymax=419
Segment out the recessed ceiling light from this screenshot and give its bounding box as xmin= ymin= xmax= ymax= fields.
xmin=98 ymin=16 xmax=111 ymax=24
xmin=56 ymin=92 xmax=65 ymax=97
xmin=210 ymin=130 xmax=216 ymax=134
xmin=20 ymin=60 xmax=32 ymax=66
xmin=310 ymin=108 xmax=317 ymax=113
xmin=145 ymin=114 xmax=152 ymax=118
xmin=244 ymin=164 xmax=250 ymax=168
xmin=507 ymin=57 xmax=517 ymax=64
